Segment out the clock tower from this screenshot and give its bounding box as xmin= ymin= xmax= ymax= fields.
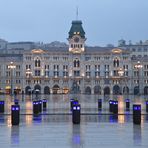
xmin=68 ymin=20 xmax=86 ymax=54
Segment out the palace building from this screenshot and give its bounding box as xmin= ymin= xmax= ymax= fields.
xmin=0 ymin=20 xmax=148 ymax=95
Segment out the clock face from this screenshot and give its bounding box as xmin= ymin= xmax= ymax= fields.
xmin=74 ymin=37 xmax=79 ymax=43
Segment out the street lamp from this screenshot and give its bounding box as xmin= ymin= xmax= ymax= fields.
xmin=134 ymin=61 xmax=143 ymax=95
xmin=26 ymin=68 xmax=32 ymax=79
xmin=118 ymin=68 xmax=124 ymax=77
xmin=8 ymin=62 xmax=16 ymax=96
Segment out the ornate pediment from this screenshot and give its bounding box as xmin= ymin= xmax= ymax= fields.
xmin=31 ymin=49 xmax=46 ymax=54
xmin=112 ymin=48 xmax=122 ymax=54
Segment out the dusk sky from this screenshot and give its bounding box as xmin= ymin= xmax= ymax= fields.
xmin=0 ymin=0 xmax=148 ymax=46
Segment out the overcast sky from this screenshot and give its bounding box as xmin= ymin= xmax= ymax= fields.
xmin=0 ymin=0 xmax=148 ymax=46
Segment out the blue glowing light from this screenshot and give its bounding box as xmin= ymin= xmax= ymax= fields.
xmin=12 ymin=107 xmax=19 ymax=111
xmin=12 ymin=108 xmax=15 ymax=111
xmin=33 ymin=101 xmax=39 ymax=105
xmin=115 ymin=102 xmax=118 ymax=105
xmin=16 ymin=107 xmax=19 ymax=111
xmin=70 ymin=99 xmax=74 ymax=102
xmin=146 ymin=101 xmax=148 ymax=105
xmin=73 ymin=101 xmax=78 ymax=105
xmin=134 ymin=106 xmax=141 ymax=110
xmin=73 ymin=106 xmax=76 ymax=110
xmin=109 ymin=101 xmax=113 ymax=104
xmin=126 ymin=99 xmax=130 ymax=102
xmin=43 ymin=99 xmax=47 ymax=102
xmin=0 ymin=101 xmax=4 ymax=105
xmin=77 ymin=106 xmax=80 ymax=110
xmin=73 ymin=135 xmax=80 ymax=144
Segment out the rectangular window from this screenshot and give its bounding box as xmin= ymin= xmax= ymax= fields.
xmin=113 ymin=70 xmax=118 ymax=76
xmin=63 ymin=65 xmax=68 ymax=70
xmin=45 ymin=65 xmax=50 ymax=69
xmin=104 ymin=79 xmax=110 ymax=84
xmin=74 ymin=71 xmax=80 ymax=77
xmin=95 ymin=65 xmax=100 ymax=71
xmin=35 ymin=70 xmax=41 ymax=76
xmin=86 ymin=65 xmax=91 ymax=71
xmin=134 ymin=71 xmax=139 ymax=77
xmin=95 ymin=72 xmax=100 ymax=77
xmin=54 ymin=71 xmax=59 ymax=77
xmin=16 ymin=71 xmax=20 ymax=77
xmin=105 ymin=72 xmax=109 ymax=77
xmin=6 ymin=71 xmax=10 ymax=77
xmin=54 ymin=65 xmax=59 ymax=70
xmin=85 ymin=72 xmax=91 ymax=77
xmin=53 ymin=57 xmax=59 ymax=60
xmin=144 ymin=71 xmax=148 ymax=76
xmin=63 ymin=72 xmax=68 ymax=77
xmin=45 ymin=71 xmax=50 ymax=77
xmin=85 ymin=57 xmax=91 ymax=61
xmin=104 ymin=65 xmax=109 ymax=71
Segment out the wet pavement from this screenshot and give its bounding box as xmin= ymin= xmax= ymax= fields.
xmin=1 ymin=94 xmax=148 ymax=114
xmin=0 ymin=94 xmax=148 ymax=147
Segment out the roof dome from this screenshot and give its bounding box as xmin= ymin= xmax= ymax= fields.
xmin=68 ymin=20 xmax=85 ymax=39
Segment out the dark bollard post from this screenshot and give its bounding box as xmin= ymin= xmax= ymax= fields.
xmin=11 ymin=105 xmax=20 ymax=125
xmin=133 ymin=104 xmax=141 ymax=125
xmin=33 ymin=101 xmax=39 ymax=115
xmin=146 ymin=101 xmax=148 ymax=113
xmin=113 ymin=101 xmax=118 ymax=114
xmin=0 ymin=101 xmax=5 ymax=113
xmin=125 ymin=99 xmax=130 ymax=110
xmin=42 ymin=99 xmax=47 ymax=110
xmin=98 ymin=99 xmax=102 ymax=110
xmin=109 ymin=100 xmax=114 ymax=112
xmin=72 ymin=104 xmax=81 ymax=124
xmin=39 ymin=100 xmax=42 ymax=112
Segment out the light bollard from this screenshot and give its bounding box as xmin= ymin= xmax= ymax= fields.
xmin=11 ymin=105 xmax=20 ymax=125
xmin=109 ymin=100 xmax=114 ymax=112
xmin=125 ymin=99 xmax=130 ymax=110
xmin=42 ymin=99 xmax=47 ymax=110
xmin=0 ymin=101 xmax=5 ymax=113
xmin=133 ymin=104 xmax=141 ymax=125
xmin=98 ymin=99 xmax=102 ymax=110
xmin=146 ymin=101 xmax=148 ymax=113
xmin=33 ymin=101 xmax=39 ymax=115
xmin=113 ymin=101 xmax=118 ymax=114
xmin=72 ymin=104 xmax=81 ymax=124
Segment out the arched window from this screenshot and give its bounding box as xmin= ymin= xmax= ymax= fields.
xmin=74 ymin=59 xmax=80 ymax=68
xmin=35 ymin=58 xmax=41 ymax=67
xmin=113 ymin=57 xmax=119 ymax=67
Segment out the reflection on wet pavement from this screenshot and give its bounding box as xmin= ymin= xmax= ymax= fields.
xmin=0 ymin=94 xmax=148 ymax=115
xmin=0 ymin=94 xmax=147 ymax=147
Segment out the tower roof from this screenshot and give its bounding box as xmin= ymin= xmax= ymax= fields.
xmin=68 ymin=20 xmax=85 ymax=39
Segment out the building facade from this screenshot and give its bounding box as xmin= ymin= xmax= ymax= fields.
xmin=0 ymin=20 xmax=148 ymax=95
